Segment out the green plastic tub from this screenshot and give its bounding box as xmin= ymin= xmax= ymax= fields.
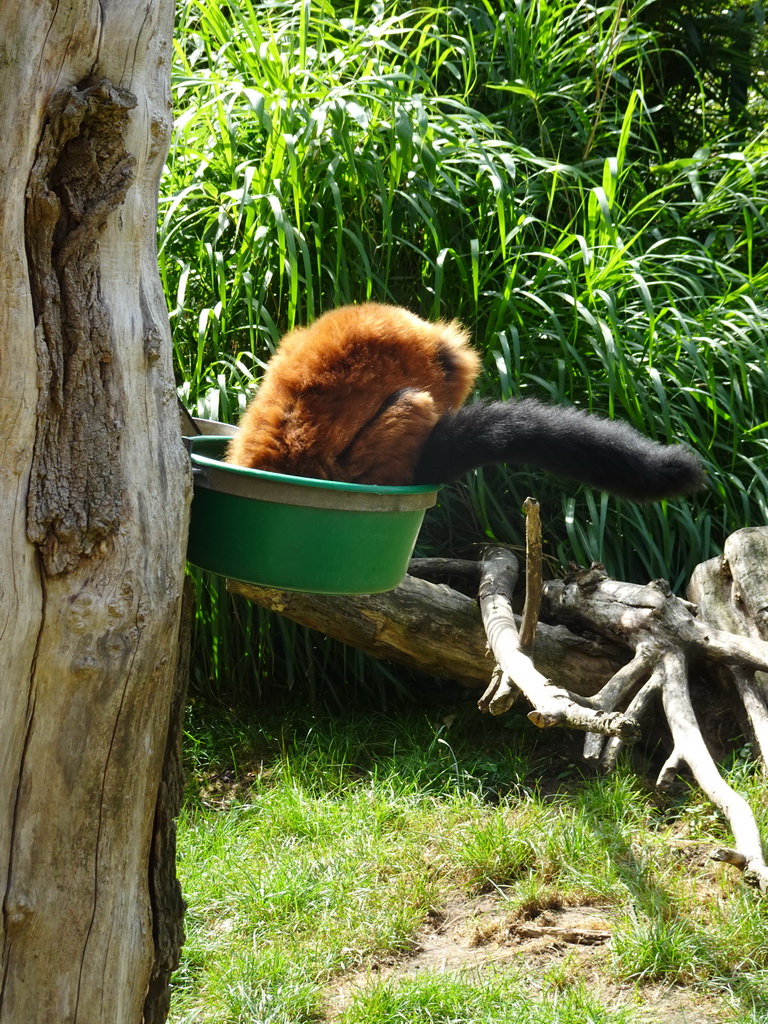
xmin=185 ymin=436 xmax=439 ymax=595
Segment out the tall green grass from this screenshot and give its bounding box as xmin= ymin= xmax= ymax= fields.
xmin=162 ymin=0 xmax=768 ymax=700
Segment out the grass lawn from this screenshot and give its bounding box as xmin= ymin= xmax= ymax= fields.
xmin=169 ymin=701 xmax=768 ymax=1023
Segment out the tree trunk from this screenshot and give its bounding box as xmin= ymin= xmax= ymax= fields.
xmin=0 ymin=2 xmax=189 ymax=1021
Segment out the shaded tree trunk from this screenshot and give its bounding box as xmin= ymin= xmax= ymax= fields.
xmin=0 ymin=2 xmax=189 ymax=1021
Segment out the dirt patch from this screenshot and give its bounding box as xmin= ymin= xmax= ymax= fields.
xmin=410 ymin=895 xmax=614 ymax=972
xmin=322 ymin=891 xmax=729 ymax=1023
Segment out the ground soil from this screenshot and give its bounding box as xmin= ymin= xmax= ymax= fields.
xmin=323 ymin=891 xmax=730 ymax=1023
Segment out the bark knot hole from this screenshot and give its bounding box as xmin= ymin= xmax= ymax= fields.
xmin=25 ymin=79 xmax=137 ymax=576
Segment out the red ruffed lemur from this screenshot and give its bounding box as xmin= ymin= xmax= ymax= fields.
xmin=225 ymin=303 xmax=705 ymax=500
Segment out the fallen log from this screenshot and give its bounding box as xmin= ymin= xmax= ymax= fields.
xmin=227 ymin=573 xmax=627 ymax=696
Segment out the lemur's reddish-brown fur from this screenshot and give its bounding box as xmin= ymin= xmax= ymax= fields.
xmin=226 ymin=303 xmax=480 ymax=485
xmin=226 ymin=303 xmax=706 ymax=500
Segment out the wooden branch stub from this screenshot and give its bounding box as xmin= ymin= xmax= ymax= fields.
xmin=477 ymin=547 xmax=520 ymax=605
xmin=477 ymin=547 xmax=640 ymax=738
xmin=711 ymin=848 xmax=748 ymax=868
xmin=520 ymin=497 xmax=542 ymax=652
xmin=593 ymin=672 xmax=662 ymax=772
xmin=478 ymin=665 xmax=516 ymax=715
xmin=527 ymin=708 xmax=640 ymax=738
xmin=582 ymin=644 xmax=657 ymax=766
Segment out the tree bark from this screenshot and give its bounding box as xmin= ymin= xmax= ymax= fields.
xmin=228 ymin=573 xmax=627 ymax=696
xmin=0 ymin=3 xmax=189 ymax=1021
xmin=688 ymin=528 xmax=768 ymax=765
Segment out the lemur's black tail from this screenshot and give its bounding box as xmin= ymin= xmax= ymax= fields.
xmin=413 ymin=399 xmax=706 ymax=501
